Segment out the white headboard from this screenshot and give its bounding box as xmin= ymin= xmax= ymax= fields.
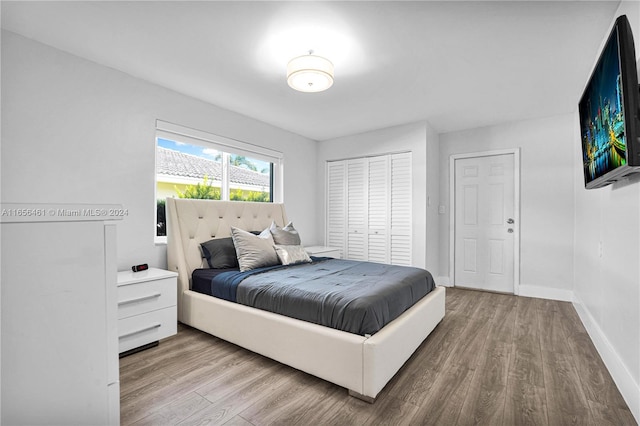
xmin=166 ymin=198 xmax=288 ymax=322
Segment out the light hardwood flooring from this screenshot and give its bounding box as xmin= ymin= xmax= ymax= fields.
xmin=120 ymin=288 xmax=636 ymax=425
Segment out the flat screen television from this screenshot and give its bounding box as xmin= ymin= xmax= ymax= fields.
xmin=579 ymin=14 xmax=640 ymax=189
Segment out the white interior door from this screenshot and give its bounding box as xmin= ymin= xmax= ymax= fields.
xmin=453 ymin=153 xmax=517 ymax=293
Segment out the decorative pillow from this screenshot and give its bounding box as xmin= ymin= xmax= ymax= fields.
xmin=270 ymin=221 xmax=301 ymax=245
xmin=250 ymin=227 xmax=272 ymax=237
xmin=200 ymin=237 xmax=239 ymax=269
xmin=230 ymin=226 xmax=279 ymax=272
xmin=274 ymin=245 xmax=312 ymax=266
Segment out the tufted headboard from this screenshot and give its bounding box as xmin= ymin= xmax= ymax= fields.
xmin=166 ymin=198 xmax=288 ymax=321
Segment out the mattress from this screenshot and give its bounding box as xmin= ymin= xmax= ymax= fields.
xmin=191 ymin=267 xmax=239 ymax=295
xmin=192 ymin=258 xmax=435 ymax=335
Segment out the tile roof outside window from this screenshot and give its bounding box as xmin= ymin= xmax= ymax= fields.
xmin=156 ymin=147 xmax=270 ymax=187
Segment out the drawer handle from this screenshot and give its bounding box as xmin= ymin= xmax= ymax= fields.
xmin=119 ymin=323 xmax=161 ymax=339
xmin=118 ymin=292 xmax=161 ymax=306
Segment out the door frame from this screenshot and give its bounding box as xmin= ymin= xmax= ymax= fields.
xmin=449 ymin=148 xmax=521 ymax=294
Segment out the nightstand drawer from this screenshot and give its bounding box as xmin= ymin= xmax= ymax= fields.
xmin=117 ymin=277 xmax=176 ymax=320
xmin=306 ymin=246 xmax=342 ymax=259
xmin=118 ymin=307 xmax=177 ymax=353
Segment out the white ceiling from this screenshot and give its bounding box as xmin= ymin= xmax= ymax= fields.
xmin=1 ymin=1 xmax=621 ymax=141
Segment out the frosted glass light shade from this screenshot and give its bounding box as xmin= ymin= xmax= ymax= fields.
xmin=287 ymin=54 xmax=334 ymax=92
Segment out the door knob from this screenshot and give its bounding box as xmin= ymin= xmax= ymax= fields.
xmin=508 ymin=228 xmax=514 ymax=233
xmin=507 ymin=218 xmax=514 ymax=224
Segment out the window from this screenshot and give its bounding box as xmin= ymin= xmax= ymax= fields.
xmin=155 ymin=121 xmax=283 ymax=240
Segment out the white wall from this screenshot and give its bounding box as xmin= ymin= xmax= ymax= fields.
xmin=438 ymin=114 xmax=576 ymax=299
xmin=425 ymin=123 xmax=441 ymax=274
xmin=572 ymin=1 xmax=640 ymax=421
xmin=1 ymin=31 xmax=318 ymax=271
xmin=316 ymin=121 xmax=440 ymax=272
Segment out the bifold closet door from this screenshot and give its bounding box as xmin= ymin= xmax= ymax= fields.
xmin=326 ymin=152 xmax=412 ymax=266
xmin=326 ymin=161 xmax=346 ymax=258
xmin=390 ymin=153 xmax=412 ymax=266
xmin=367 ymin=155 xmax=389 ymax=263
xmin=346 ymin=159 xmax=368 ymax=260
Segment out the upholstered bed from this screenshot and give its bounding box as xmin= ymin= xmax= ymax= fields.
xmin=166 ymin=198 xmax=445 ymax=401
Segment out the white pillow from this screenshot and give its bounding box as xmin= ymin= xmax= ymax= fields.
xmin=274 ymin=245 xmax=312 ymax=266
xmin=270 ymin=221 xmax=302 ymax=245
xmin=230 ymin=226 xmax=279 ymax=272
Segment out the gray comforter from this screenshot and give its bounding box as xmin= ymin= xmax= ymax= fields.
xmin=236 ymin=258 xmax=435 ymax=335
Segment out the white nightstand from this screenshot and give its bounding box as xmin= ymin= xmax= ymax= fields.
xmin=305 ymin=245 xmax=342 ymax=259
xmin=117 ymin=268 xmax=178 ymax=356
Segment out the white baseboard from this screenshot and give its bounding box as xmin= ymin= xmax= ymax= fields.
xmin=573 ymin=296 xmax=640 ymax=423
xmin=517 ymin=284 xmax=573 ymax=302
xmin=435 ymin=276 xmax=452 ymax=287
xmin=441 ymin=281 xmax=572 ymax=300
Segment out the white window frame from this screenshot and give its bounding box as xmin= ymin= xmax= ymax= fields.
xmin=155 ymin=120 xmax=284 ymax=244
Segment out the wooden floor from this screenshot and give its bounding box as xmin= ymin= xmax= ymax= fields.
xmin=120 ymin=288 xmax=636 ymax=425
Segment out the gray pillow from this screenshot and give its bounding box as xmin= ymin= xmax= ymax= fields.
xmin=274 ymin=245 xmax=312 ymax=266
xmin=200 ymin=237 xmax=239 ymax=269
xmin=230 ymin=226 xmax=279 ymax=272
xmin=270 ymin=221 xmax=301 ymax=245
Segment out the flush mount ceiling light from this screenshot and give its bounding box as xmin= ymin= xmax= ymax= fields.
xmin=287 ymin=52 xmax=334 ymax=93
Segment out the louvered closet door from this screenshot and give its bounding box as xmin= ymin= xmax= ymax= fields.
xmin=326 ymin=153 xmax=412 ymax=266
xmin=346 ymin=159 xmax=368 ymax=260
xmin=367 ymin=155 xmax=389 ymax=263
xmin=390 ymin=153 xmax=412 ymax=265
xmin=326 ymin=161 xmax=346 ymax=258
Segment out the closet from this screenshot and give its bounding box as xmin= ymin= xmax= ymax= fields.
xmin=326 ymin=152 xmax=412 ymax=265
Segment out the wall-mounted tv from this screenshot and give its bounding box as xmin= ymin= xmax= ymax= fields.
xmin=579 ymin=15 xmax=640 ymax=189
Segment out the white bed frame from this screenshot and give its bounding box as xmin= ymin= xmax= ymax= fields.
xmin=166 ymin=198 xmax=445 ymax=401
